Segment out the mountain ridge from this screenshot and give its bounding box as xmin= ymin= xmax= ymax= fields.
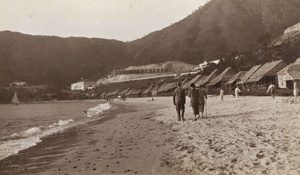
xmin=1 ymin=0 xmax=300 ymax=87
xmin=127 ymin=0 xmax=300 ymax=65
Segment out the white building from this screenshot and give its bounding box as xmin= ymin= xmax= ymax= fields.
xmin=71 ymin=81 xmax=96 ymax=91
xmin=193 ymin=59 xmax=221 ymax=71
xmin=284 ymin=23 xmax=300 ymax=35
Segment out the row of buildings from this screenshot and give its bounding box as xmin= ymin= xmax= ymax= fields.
xmin=71 ymin=59 xmax=300 ymax=98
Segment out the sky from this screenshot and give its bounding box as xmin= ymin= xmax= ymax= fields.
xmin=0 ymin=0 xmax=209 ymax=41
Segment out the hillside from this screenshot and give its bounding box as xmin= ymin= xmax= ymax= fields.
xmin=127 ymin=0 xmax=300 ymax=65
xmin=1 ymin=0 xmax=300 ymax=87
xmin=0 ymin=31 xmax=127 ymax=87
xmin=97 ymin=61 xmax=196 ymax=84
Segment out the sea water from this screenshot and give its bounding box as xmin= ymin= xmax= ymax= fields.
xmin=0 ymin=100 xmax=111 ymax=160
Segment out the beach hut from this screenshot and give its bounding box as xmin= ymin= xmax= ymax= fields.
xmin=174 ymin=73 xmax=195 ymax=85
xmin=225 ymin=71 xmax=246 ymax=90
xmin=167 ymin=82 xmax=178 ymax=95
xmin=195 ymin=69 xmax=219 ymax=87
xmin=119 ymin=88 xmax=130 ymax=95
xmin=206 ymin=67 xmax=236 ymax=90
xmin=150 ymin=84 xmax=160 ymax=96
xmin=117 ymin=88 xmax=130 ymax=98
xmin=125 ymin=88 xmax=135 ymax=97
xmin=142 ymin=84 xmax=154 ymax=96
xmin=236 ymin=64 xmax=262 ymax=89
xmin=100 ymin=92 xmax=106 ymax=98
xmin=156 ymin=83 xmax=168 ymax=93
xmin=246 ymin=60 xmax=287 ymax=89
xmin=277 ymin=58 xmax=300 ymax=89
xmin=105 ymin=91 xmax=113 ymax=97
xmin=131 ymin=89 xmax=142 ymax=97
xmin=141 ymin=85 xmax=152 ymax=96
xmin=157 ymin=82 xmax=177 ymax=96
xmin=181 ymin=77 xmax=192 ymax=86
xmin=182 ymin=74 xmax=203 ymax=89
xmin=111 ymin=89 xmax=119 ymax=97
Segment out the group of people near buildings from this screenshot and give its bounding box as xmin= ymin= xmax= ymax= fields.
xmin=173 ymin=81 xmax=300 ymax=122
xmin=173 ymin=82 xmax=207 ymax=121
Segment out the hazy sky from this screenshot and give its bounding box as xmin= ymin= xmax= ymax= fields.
xmin=0 ymin=0 xmax=209 ymax=41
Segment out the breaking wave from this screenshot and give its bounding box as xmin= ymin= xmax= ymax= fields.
xmin=0 ymin=102 xmax=111 ymax=160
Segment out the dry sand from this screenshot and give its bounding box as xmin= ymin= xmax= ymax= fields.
xmin=155 ymin=95 xmax=300 ymax=175
xmin=1 ymin=95 xmax=300 ymax=175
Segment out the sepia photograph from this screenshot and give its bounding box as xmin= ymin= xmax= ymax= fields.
xmin=1 ymin=0 xmax=300 ymax=174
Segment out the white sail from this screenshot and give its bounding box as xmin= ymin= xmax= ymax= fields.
xmin=11 ymin=91 xmax=19 ymax=105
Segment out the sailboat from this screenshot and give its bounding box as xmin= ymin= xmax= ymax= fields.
xmin=11 ymin=91 xmax=19 ymax=105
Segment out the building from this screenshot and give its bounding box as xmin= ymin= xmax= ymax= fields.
xmin=195 ymin=69 xmax=219 ymax=87
xmin=192 ymin=59 xmax=221 ymax=71
xmin=245 ymin=60 xmax=287 ymax=89
xmin=71 ymin=80 xmax=96 ymax=91
xmin=284 ymin=22 xmax=300 ymax=35
xmin=236 ymin=64 xmax=262 ymax=89
xmin=157 ymin=82 xmax=177 ymax=96
xmin=206 ymin=67 xmax=236 ymax=90
xmin=225 ymin=71 xmax=246 ymax=90
xmin=277 ymin=58 xmax=300 ymax=89
xmin=182 ymin=74 xmax=204 ymax=89
xmin=10 ymin=82 xmax=28 ymax=88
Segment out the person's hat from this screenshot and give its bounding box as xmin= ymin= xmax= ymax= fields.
xmin=177 ymin=82 xmax=182 ymax=86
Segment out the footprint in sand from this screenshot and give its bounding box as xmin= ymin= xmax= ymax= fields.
xmin=256 ymin=151 xmax=265 ymax=159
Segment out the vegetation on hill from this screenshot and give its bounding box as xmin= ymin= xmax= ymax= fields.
xmin=0 ymin=31 xmax=127 ymax=87
xmin=127 ymin=0 xmax=300 ymax=65
xmin=1 ymin=0 xmax=300 ymax=90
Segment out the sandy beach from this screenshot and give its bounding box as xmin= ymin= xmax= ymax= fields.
xmin=1 ymin=95 xmax=300 ymax=175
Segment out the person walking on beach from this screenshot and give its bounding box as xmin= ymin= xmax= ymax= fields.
xmin=198 ymin=85 xmax=207 ymax=119
xmin=235 ymin=86 xmax=241 ymax=100
xmin=266 ymin=83 xmax=275 ymax=99
xmin=293 ymin=82 xmax=299 ymax=99
xmin=173 ymin=82 xmax=186 ymax=121
xmin=220 ymin=88 xmax=224 ymax=100
xmin=188 ymin=83 xmax=200 ymax=120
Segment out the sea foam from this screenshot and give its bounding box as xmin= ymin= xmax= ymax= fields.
xmin=0 ymin=119 xmax=74 ymax=160
xmin=0 ymin=102 xmax=111 ymax=160
xmin=86 ymin=103 xmax=111 ymax=117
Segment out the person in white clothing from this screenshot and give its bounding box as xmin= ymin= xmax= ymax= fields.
xmin=293 ymin=82 xmax=299 ymax=99
xmin=235 ymin=86 xmax=241 ymax=100
xmin=220 ymin=88 xmax=224 ymax=100
xmin=266 ymin=83 xmax=275 ymax=99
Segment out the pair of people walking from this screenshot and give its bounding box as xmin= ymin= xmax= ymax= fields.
xmin=188 ymin=83 xmax=207 ymax=120
xmin=173 ymin=82 xmax=207 ymax=121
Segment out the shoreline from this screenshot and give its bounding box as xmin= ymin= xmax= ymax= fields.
xmin=0 ymin=102 xmax=118 ymax=174
xmin=0 ymin=98 xmax=182 ymax=175
xmin=1 ymin=96 xmax=300 ymax=175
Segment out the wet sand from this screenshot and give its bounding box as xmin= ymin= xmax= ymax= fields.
xmin=1 ymin=96 xmax=300 ymax=175
xmin=0 ymin=98 xmax=182 ymax=175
